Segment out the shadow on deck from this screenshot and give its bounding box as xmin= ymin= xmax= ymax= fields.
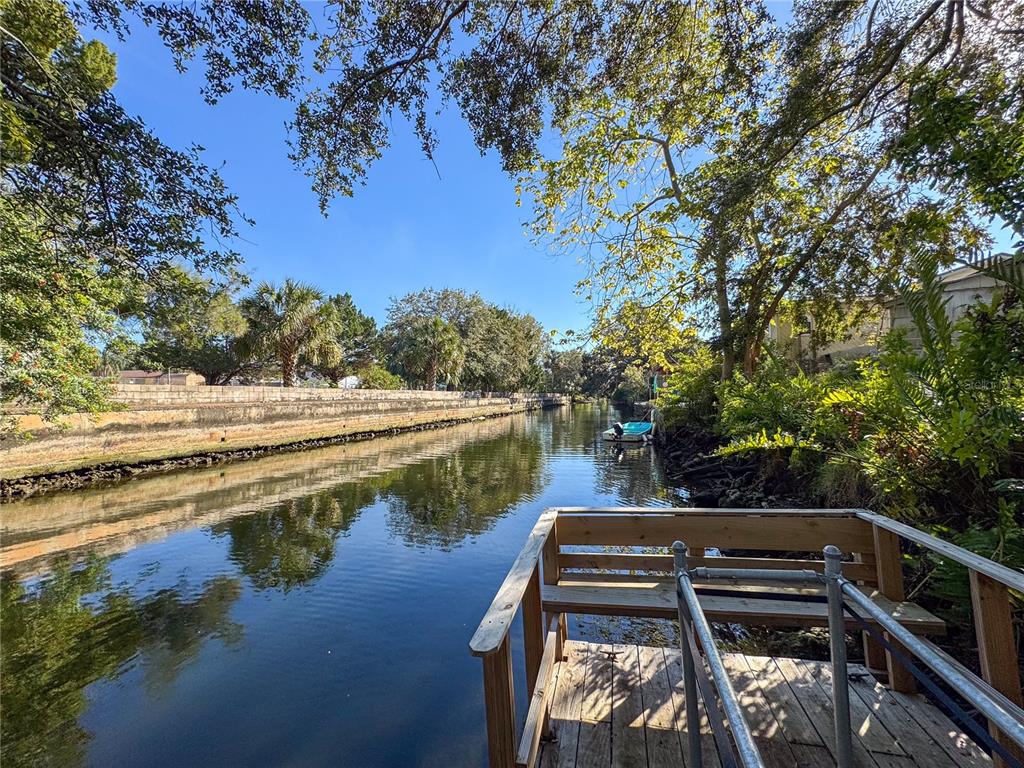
xmin=541 ymin=640 xmax=989 ymax=768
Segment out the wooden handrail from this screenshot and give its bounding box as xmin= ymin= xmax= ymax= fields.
xmin=470 ymin=508 xmax=558 ymax=656
xmin=553 ymin=506 xmax=863 ymax=515
xmin=855 ymin=508 xmax=1024 ymax=766
xmin=855 ymin=509 xmax=1024 ymax=593
xmin=556 ymin=512 xmax=874 ymax=552
xmin=473 ymin=506 xmax=1024 ymax=768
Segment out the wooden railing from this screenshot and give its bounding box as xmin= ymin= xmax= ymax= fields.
xmin=856 ymin=509 xmax=1024 ymax=766
xmin=470 ymin=507 xmax=1024 ymax=768
xmin=469 ymin=508 xmax=565 ymax=768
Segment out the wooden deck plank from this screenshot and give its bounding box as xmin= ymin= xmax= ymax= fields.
xmin=773 ymin=656 xmax=882 ymax=768
xmin=790 ymin=743 xmax=840 ymax=767
xmin=744 ymin=655 xmax=825 ymax=747
xmin=539 ymin=640 xmax=588 ymax=768
xmin=662 ymin=647 xmax=723 ymax=768
xmin=846 ymin=674 xmax=960 ymax=768
xmin=721 ymin=653 xmax=785 ymax=739
xmin=801 ymin=659 xmax=906 ymax=757
xmin=582 ymin=643 xmax=615 ymax=725
xmin=890 ymin=690 xmax=993 ymax=768
xmin=721 ymin=653 xmax=799 ymax=768
xmin=576 ymin=721 xmax=612 ymax=768
xmin=611 ymin=644 xmax=649 ymax=768
xmin=636 ymin=646 xmax=684 ymax=768
xmin=536 ymin=643 xmax=991 ymax=768
xmin=636 ymin=646 xmax=678 ymax=731
xmin=576 ymin=643 xmax=613 ymax=768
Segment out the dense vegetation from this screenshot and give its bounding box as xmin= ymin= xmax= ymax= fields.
xmin=4 ymin=0 xmax=1022 ymax=589
xmin=0 ymin=0 xmax=637 ymax=419
xmin=133 ymin=280 xmax=577 ymax=392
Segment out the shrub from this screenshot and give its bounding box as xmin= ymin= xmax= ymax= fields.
xmin=358 ymin=365 xmax=405 ymax=390
xmin=657 ymin=347 xmax=720 ymax=433
xmin=611 ymin=365 xmax=649 ymax=404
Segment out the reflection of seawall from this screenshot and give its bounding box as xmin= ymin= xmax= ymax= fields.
xmin=1 ymin=385 xmax=566 ymax=478
xmin=1 ymin=413 xmax=536 ymax=575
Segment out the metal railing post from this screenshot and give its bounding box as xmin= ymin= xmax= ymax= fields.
xmin=825 ymin=545 xmax=853 ymax=768
xmin=674 ymin=540 xmax=702 ymax=768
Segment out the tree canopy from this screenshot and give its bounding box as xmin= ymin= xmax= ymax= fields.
xmin=5 ymin=0 xmax=1022 ymax=416
xmin=237 ymin=280 xmax=342 ymax=387
xmin=1 ymin=0 xmax=245 ymax=419
xmin=385 ymin=288 xmax=546 ymax=391
xmin=63 ymin=0 xmax=1020 ymax=383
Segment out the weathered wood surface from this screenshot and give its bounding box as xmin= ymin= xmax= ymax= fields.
xmin=471 ymin=508 xmax=558 ymax=656
xmin=555 ymin=513 xmax=875 ymax=552
xmin=557 ymin=552 xmax=878 ymax=583
xmin=541 ymin=582 xmax=946 ymax=634
xmin=872 ymin=525 xmax=916 ymax=693
xmin=969 ymin=569 xmax=1024 ymax=767
xmin=553 ymin=507 xmax=866 ymax=516
xmin=535 ymin=642 xmax=989 ymax=768
xmin=518 ymin=629 xmax=561 ymax=768
xmin=856 ymin=510 xmax=1024 ymax=593
xmin=483 ymin=634 xmax=517 ymax=768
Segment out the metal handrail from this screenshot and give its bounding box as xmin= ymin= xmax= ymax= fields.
xmin=673 ymin=541 xmax=766 ymax=768
xmin=823 ymin=545 xmax=1024 ymax=768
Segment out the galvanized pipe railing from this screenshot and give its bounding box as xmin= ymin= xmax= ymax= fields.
xmin=824 ymin=545 xmax=854 ymax=768
xmin=673 ymin=541 xmax=767 ymax=768
xmin=823 ymin=545 xmax=1024 ymax=768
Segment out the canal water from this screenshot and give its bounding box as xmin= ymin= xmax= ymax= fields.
xmin=1 ymin=404 xmax=685 ymax=767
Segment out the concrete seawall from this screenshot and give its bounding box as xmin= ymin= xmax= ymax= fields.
xmin=2 ymin=413 xmax=534 ymax=573
xmin=1 ymin=384 xmax=567 ymax=480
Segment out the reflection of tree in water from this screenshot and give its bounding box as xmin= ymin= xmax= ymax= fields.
xmin=593 ymin=443 xmax=686 ymax=505
xmin=211 ymin=484 xmax=373 ymax=591
xmin=547 ymin=401 xmax=610 ymax=452
xmin=380 ymin=429 xmax=545 ymax=549
xmin=210 ymin=427 xmax=546 ymax=588
xmin=0 ymin=557 xmax=242 ymax=768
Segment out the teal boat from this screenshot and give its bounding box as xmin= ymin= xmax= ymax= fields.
xmin=602 ymin=419 xmax=654 ymax=442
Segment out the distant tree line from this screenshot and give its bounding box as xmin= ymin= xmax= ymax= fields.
xmin=116 ymin=272 xmax=629 ymax=394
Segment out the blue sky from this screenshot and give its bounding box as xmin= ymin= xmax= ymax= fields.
xmin=99 ymin=19 xmax=589 ymax=333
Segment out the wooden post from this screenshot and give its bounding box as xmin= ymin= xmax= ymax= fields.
xmin=970 ymin=569 xmax=1024 ymax=767
xmin=482 ymin=633 xmax=517 ymax=768
xmin=542 ymin=515 xmax=568 ymax=653
xmin=541 ymin=521 xmax=560 ymax=586
xmin=873 ymin=526 xmax=915 ymax=693
xmin=523 ymin=564 xmax=545 ymax=695
xmin=855 ymin=548 xmax=889 ymax=682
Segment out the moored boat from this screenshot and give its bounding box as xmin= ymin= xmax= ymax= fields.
xmin=602 ymin=419 xmax=654 ymax=442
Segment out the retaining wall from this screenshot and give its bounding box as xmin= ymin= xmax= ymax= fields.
xmin=1 ymin=385 xmax=567 ymax=479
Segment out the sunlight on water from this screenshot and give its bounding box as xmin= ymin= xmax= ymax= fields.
xmin=0 ymin=404 xmax=685 ymax=767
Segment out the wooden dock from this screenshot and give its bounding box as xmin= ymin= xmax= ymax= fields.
xmin=469 ymin=508 xmax=1024 ymax=768
xmin=540 ymin=640 xmax=991 ymax=768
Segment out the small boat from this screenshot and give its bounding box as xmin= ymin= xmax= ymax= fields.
xmin=602 ymin=419 xmax=654 ymax=442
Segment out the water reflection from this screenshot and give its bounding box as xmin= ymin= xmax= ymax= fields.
xmin=1 ymin=559 xmax=241 ymax=767
xmin=0 ymin=405 xmax=684 ymax=767
xmin=380 ymin=431 xmax=544 ymax=549
xmin=1 ymin=414 xmax=541 ymax=577
xmin=212 ymin=489 xmax=369 ymax=591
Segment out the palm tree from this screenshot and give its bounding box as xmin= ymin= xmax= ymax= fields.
xmin=238 ymin=279 xmax=341 ymax=386
xmin=393 ymin=316 xmax=464 ymax=389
